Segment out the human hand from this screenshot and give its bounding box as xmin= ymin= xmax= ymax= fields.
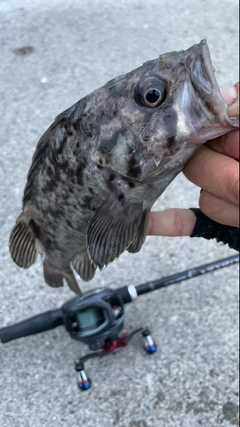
xmin=148 ymin=83 xmax=239 ymax=237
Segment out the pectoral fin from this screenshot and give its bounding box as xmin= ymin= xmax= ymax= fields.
xmin=127 ymin=210 xmax=150 ymax=253
xmin=87 ymin=194 xmax=142 ymax=268
xmin=72 ymin=251 xmax=96 ymax=281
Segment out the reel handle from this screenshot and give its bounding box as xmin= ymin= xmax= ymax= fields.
xmin=0 ymin=309 xmax=63 ymax=343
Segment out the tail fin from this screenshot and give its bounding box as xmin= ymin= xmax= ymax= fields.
xmin=43 ymin=259 xmax=82 ymax=296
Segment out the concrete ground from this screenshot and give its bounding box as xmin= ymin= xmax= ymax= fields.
xmin=0 ymin=1 xmax=239 ymax=426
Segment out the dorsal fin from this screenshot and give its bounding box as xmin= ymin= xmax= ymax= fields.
xmin=9 ymin=215 xmax=37 ymax=268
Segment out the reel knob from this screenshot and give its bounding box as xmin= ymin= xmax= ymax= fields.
xmin=75 ymin=360 xmax=91 ymax=391
xmin=142 ymin=328 xmax=157 ymax=354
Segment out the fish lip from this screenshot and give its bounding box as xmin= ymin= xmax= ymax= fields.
xmin=189 ymin=40 xmax=216 ymax=95
xmin=186 ymin=40 xmax=227 ymax=122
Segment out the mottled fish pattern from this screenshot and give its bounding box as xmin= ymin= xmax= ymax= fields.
xmin=9 ymin=41 xmax=239 ymax=295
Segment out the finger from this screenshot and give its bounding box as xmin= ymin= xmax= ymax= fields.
xmin=183 ymin=145 xmax=239 ymax=206
xmin=207 ymin=129 xmax=239 ymax=159
xmin=208 ymin=83 xmax=240 ymax=158
xmin=221 ymin=82 xmax=239 ymax=114
xmin=226 ymin=82 xmax=239 ymax=117
xmin=147 ymin=208 xmax=196 ymax=236
xmin=199 ymin=190 xmax=239 ymax=227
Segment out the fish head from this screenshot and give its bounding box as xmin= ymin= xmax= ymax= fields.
xmin=91 ymin=40 xmax=238 ymax=184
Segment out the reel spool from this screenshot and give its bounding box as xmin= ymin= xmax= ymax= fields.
xmin=62 ymin=289 xmax=125 ymax=349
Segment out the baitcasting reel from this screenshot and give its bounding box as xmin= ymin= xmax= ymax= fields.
xmin=61 ymin=288 xmax=157 ymax=390
xmin=0 ymin=287 xmax=157 ymax=390
xmin=0 ymin=255 xmax=238 ymax=390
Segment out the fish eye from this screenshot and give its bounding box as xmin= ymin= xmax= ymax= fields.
xmin=136 ymin=77 xmax=166 ymax=107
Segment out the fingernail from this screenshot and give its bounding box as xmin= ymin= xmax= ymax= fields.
xmin=221 ymin=86 xmax=237 ymax=105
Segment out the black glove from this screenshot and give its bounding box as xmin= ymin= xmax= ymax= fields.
xmin=189 ymin=208 xmax=239 ymax=252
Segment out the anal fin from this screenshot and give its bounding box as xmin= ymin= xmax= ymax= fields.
xmin=63 ymin=267 xmax=83 ymax=296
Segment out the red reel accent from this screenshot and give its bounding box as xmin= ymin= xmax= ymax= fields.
xmin=103 ymin=332 xmax=129 ymax=354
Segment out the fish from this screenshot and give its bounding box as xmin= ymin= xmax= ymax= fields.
xmin=9 ymin=40 xmax=239 ymax=296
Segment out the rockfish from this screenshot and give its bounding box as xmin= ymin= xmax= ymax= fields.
xmin=9 ymin=40 xmax=239 ymax=295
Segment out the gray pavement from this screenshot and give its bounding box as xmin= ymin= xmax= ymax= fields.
xmin=0 ymin=1 xmax=239 ymax=426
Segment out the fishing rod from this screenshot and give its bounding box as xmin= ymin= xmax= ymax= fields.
xmin=0 ymin=254 xmax=238 ymax=390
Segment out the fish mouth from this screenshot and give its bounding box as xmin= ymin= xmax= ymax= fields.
xmin=186 ymin=40 xmax=228 ymax=124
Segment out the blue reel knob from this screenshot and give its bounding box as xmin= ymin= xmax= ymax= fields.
xmin=144 ymin=334 xmax=157 ymax=354
xmin=75 ymin=360 xmax=91 ymax=391
xmin=77 ymin=369 xmax=91 ymax=391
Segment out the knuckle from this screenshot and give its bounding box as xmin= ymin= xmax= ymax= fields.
xmin=228 ymin=175 xmax=239 ymax=205
xmin=173 ymin=209 xmax=185 ymax=236
xmin=199 ymin=191 xmax=218 ymax=216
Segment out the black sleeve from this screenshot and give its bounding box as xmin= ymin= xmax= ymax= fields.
xmin=189 ymin=208 xmax=239 ymax=252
